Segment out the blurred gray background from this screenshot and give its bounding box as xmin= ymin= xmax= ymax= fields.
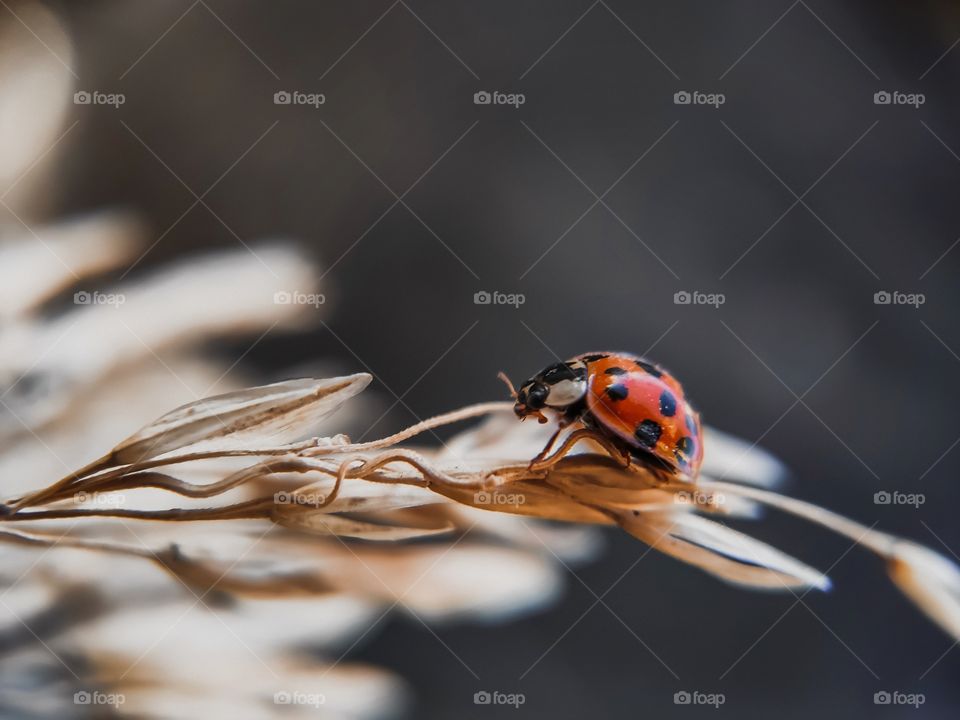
xmin=49 ymin=1 xmax=960 ymax=717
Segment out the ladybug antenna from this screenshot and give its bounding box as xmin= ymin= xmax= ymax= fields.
xmin=497 ymin=371 xmax=518 ymax=399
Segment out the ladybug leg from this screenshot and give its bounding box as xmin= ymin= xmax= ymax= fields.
xmin=526 ymin=410 xmax=585 ymax=470
xmin=528 ymin=427 xmax=629 ymax=472
xmin=527 ymin=425 xmax=567 ymax=469
xmin=594 ymin=432 xmax=632 ymax=468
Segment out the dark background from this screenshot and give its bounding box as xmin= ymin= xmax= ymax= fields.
xmin=51 ymin=1 xmax=960 ymax=717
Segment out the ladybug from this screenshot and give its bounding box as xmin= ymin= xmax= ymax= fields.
xmin=509 ymin=352 xmax=703 ymax=477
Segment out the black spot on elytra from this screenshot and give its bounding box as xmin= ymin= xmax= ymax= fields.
xmin=634 ymin=359 xmax=663 ymax=378
xmin=659 ymin=390 xmax=677 ymax=417
xmin=604 ymin=366 xmax=627 ymax=376
xmin=606 ymin=384 xmax=629 ymax=401
xmin=580 ymin=353 xmax=609 ymax=362
xmin=634 ymin=419 xmax=662 ymax=449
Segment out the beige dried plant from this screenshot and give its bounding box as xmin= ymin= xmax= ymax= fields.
xmin=4 ymin=372 xmax=959 ymax=647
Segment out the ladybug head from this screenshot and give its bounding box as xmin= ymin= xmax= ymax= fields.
xmin=512 ymin=360 xmax=587 ymax=423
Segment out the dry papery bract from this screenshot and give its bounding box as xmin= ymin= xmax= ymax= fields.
xmin=5 ymin=373 xmax=960 ymax=644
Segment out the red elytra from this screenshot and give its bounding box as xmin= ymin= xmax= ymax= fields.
xmin=579 ymin=353 xmax=703 ymax=476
